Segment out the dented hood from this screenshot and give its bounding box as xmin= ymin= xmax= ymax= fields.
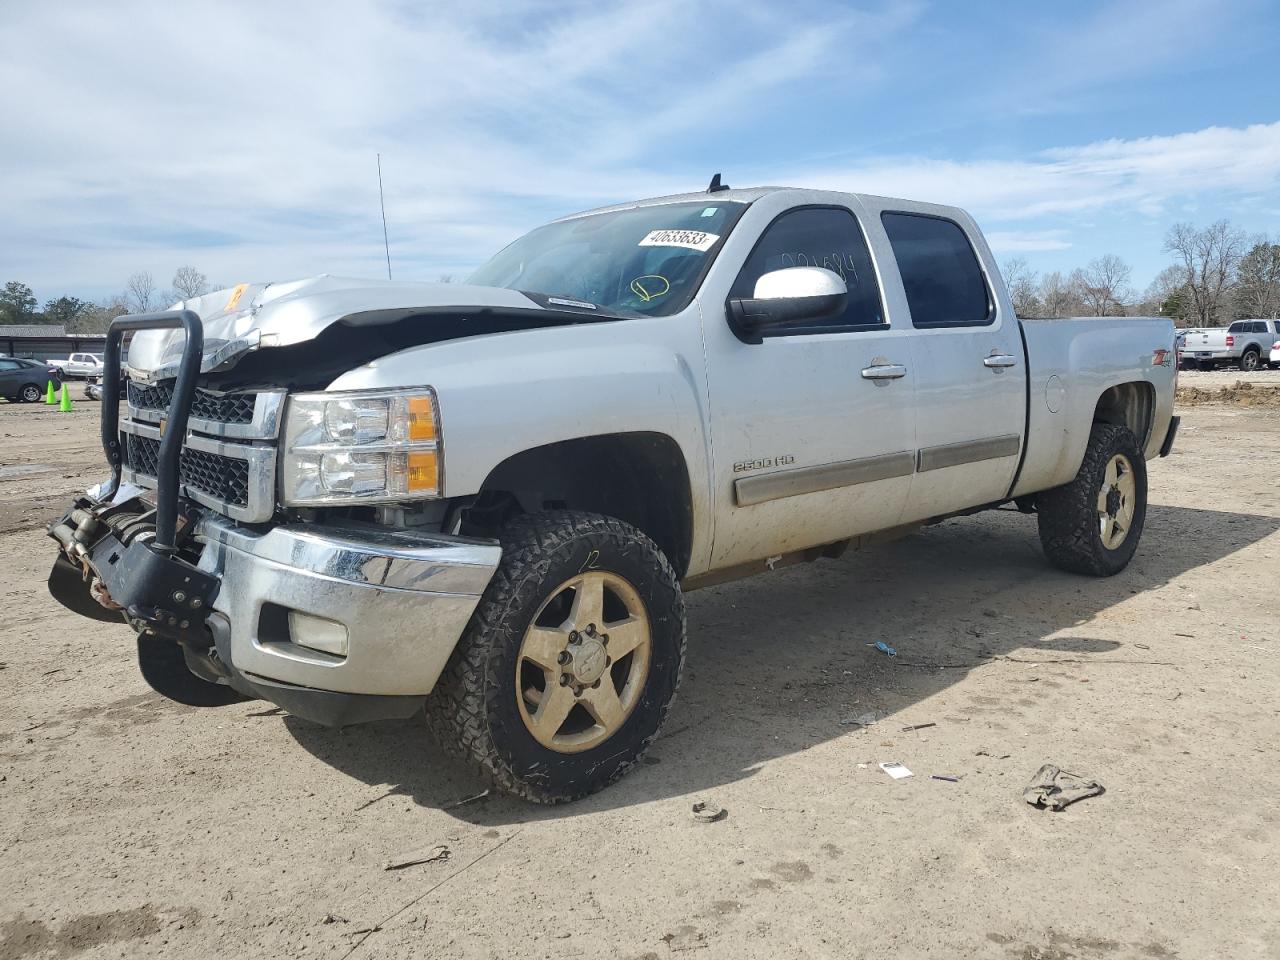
xmin=126 ymin=276 xmax=546 ymax=380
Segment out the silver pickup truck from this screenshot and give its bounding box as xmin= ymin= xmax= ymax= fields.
xmin=47 ymin=184 xmax=1179 ymax=802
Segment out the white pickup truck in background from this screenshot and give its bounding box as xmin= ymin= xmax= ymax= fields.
xmin=51 ymin=352 xmax=105 ymax=379
xmin=48 ymin=183 xmax=1179 ymax=802
xmin=1180 ymin=319 xmax=1280 ymax=371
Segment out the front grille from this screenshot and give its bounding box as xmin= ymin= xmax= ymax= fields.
xmin=128 ymin=381 xmax=257 ymax=425
xmin=125 ymin=433 xmax=251 ymax=508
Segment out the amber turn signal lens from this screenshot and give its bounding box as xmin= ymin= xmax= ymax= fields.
xmin=407 ymin=396 xmax=437 ymax=441
xmin=406 ymin=450 xmax=439 ymax=493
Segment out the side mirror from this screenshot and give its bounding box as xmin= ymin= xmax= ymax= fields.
xmin=726 ymin=267 xmax=848 ymax=343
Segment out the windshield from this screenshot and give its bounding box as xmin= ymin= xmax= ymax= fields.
xmin=469 ymin=201 xmax=747 ymax=317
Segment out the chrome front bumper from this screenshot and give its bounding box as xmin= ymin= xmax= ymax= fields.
xmin=195 ymin=514 xmax=501 ymax=697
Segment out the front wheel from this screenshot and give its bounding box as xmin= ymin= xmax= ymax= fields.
xmin=1037 ymin=423 xmax=1148 ymax=576
xmin=425 ymin=511 xmax=686 ymax=803
xmin=19 ymin=383 xmax=42 ymax=403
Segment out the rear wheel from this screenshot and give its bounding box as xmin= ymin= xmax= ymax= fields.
xmin=1037 ymin=423 xmax=1147 ymax=577
xmin=1240 ymin=348 xmax=1261 ymax=372
xmin=425 ymin=510 xmax=686 ymax=803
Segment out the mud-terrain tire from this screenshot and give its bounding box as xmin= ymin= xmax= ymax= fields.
xmin=137 ymin=635 xmax=248 ymax=707
xmin=1037 ymin=423 xmax=1147 ymax=577
xmin=1240 ymin=347 xmax=1261 ymax=372
xmin=425 ymin=511 xmax=686 ymax=803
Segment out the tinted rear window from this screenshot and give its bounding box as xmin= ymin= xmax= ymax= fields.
xmin=881 ymin=212 xmax=991 ymax=327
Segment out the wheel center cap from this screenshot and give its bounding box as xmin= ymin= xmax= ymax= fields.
xmin=570 ymin=638 xmax=608 ymax=684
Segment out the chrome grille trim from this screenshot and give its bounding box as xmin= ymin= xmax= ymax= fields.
xmin=127 ymin=384 xmax=285 ymax=440
xmin=120 ymin=419 xmax=277 ymax=524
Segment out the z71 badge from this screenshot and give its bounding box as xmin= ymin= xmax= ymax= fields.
xmin=733 ymin=455 xmax=795 ymax=473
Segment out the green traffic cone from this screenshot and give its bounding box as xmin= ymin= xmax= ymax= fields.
xmin=58 ymin=383 xmax=72 ymax=412
xmin=45 ymin=380 xmax=56 ymax=404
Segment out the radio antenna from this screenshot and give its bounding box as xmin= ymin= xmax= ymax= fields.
xmin=377 ymin=153 xmax=392 ymax=280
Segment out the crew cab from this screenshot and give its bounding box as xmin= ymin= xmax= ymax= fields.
xmin=47 ymin=184 xmax=1178 ymax=803
xmin=1181 ymin=319 xmax=1280 ymax=371
xmin=52 ymin=352 xmax=105 ymax=379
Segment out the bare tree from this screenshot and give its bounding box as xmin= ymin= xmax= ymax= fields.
xmin=1001 ymin=257 xmax=1041 ymax=317
xmin=1164 ymin=220 xmax=1247 ymax=326
xmin=126 ymin=271 xmax=156 ymax=313
xmin=73 ymin=295 xmax=130 ymax=334
xmin=1038 ymin=271 xmax=1075 ymax=318
xmin=1233 ymin=240 xmax=1280 ymax=319
xmin=1072 ymin=254 xmax=1132 ymax=316
xmin=171 ymin=265 xmax=209 ymax=301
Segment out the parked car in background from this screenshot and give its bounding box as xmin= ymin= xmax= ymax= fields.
xmin=1270 ymin=338 xmax=1280 ymax=370
xmin=1181 ymin=320 xmax=1280 ymax=371
xmin=0 ymin=357 xmax=61 ymax=402
xmin=52 ymin=353 xmax=105 ymax=379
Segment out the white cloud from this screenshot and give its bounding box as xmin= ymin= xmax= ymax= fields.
xmin=984 ymin=231 xmax=1073 ymax=254
xmin=784 ymin=122 xmax=1280 ymax=221
xmin=0 ymin=0 xmax=926 ymax=298
xmin=0 ymin=0 xmax=1275 ymax=302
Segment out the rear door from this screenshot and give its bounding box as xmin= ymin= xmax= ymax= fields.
xmin=869 ymin=205 xmax=1025 ymax=522
xmin=703 ymin=201 xmax=916 ymax=568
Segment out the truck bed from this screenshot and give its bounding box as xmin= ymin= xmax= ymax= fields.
xmin=1013 ymin=316 xmax=1177 ymax=499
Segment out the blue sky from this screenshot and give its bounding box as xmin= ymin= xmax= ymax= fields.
xmin=1 ymin=0 xmax=1278 ymax=306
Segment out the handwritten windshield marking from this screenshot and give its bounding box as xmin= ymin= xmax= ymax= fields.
xmin=629 ymin=275 xmax=671 ymax=303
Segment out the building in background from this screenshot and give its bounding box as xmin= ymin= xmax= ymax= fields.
xmin=0 ymin=325 xmax=123 ymax=362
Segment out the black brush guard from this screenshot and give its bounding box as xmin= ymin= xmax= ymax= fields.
xmin=48 ymin=310 xmax=223 ymax=637
xmin=46 ymin=311 xmax=436 ymax=720
xmin=98 ymin=310 xmax=204 ymax=550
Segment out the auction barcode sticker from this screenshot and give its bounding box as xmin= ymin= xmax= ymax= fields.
xmin=639 ymin=229 xmax=720 ymax=252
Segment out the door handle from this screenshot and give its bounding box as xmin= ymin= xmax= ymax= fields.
xmin=861 ymin=363 xmax=907 ymax=380
xmin=983 ymin=354 xmax=1017 ymax=369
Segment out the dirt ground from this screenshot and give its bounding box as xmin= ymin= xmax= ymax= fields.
xmin=2 ymin=384 xmax=1278 ymax=960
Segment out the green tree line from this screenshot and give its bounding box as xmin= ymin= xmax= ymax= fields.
xmin=0 ymin=267 xmax=212 ymax=333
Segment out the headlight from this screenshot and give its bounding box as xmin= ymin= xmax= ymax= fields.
xmin=281 ymin=387 xmax=441 ymax=505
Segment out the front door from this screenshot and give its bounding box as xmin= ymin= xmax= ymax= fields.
xmin=703 ymin=203 xmax=917 ymax=569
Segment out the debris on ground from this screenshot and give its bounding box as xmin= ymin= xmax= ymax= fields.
xmin=879 ymin=761 xmax=913 ymax=780
xmin=976 ymin=749 xmax=1011 ymax=759
xmin=691 ymin=801 xmax=727 ymax=823
xmin=1023 ymin=764 xmax=1105 ymax=811
xmin=1176 ymin=380 xmax=1280 ymax=407
xmin=840 ymin=711 xmax=880 ymax=727
xmin=868 ymin=641 xmax=897 ymax=657
xmin=321 ymin=913 xmax=349 ymax=925
xmin=383 ymin=844 xmax=451 ymax=871
xmin=931 ymin=775 xmax=960 ymax=783
xmin=901 ymin=722 xmax=936 ymax=732
xmin=441 ymin=788 xmax=490 ymax=810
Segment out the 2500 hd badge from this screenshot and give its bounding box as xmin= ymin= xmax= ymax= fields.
xmin=733 ymin=455 xmax=796 ymax=473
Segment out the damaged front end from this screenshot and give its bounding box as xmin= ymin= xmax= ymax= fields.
xmin=48 ymin=307 xmax=504 ymax=725
xmin=48 ymin=310 xmax=247 ymax=706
